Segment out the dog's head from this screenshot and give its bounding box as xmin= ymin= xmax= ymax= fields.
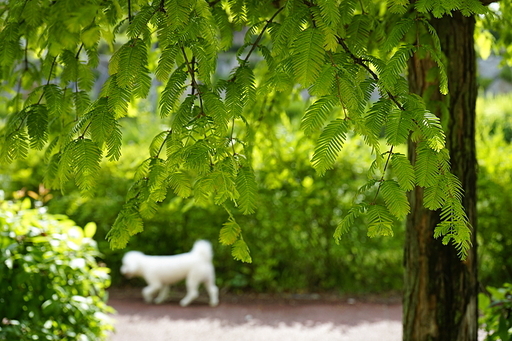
xmin=120 ymin=251 xmax=145 ymax=278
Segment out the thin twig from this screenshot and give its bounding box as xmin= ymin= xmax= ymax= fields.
xmin=372 ymin=146 xmax=394 ymax=203
xmin=180 ymin=47 xmax=204 ymax=114
xmin=128 ymin=0 xmax=132 ymax=23
xmin=154 ymin=130 xmax=172 ymax=159
xmin=243 ymin=6 xmax=284 ymax=64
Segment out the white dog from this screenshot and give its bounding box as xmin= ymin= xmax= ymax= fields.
xmin=120 ymin=240 xmax=219 ymax=307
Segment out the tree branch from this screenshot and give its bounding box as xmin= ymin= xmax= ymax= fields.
xmin=242 ymin=6 xmax=284 ymax=64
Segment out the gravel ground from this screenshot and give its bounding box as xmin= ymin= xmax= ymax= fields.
xmin=107 ymin=288 xmax=403 ymax=341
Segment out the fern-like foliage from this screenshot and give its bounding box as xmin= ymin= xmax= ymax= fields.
xmin=391 ymin=153 xmax=415 ymax=191
xmin=311 ymin=118 xmax=349 ymax=175
xmin=219 ymin=216 xmax=241 ymax=246
xmin=235 ymin=165 xmax=257 ymax=214
xmin=367 ymin=204 xmax=395 ymax=237
xmin=381 ymin=45 xmax=416 ymax=92
xmin=26 ymin=105 xmax=49 ymax=150
xmin=0 ymin=0 xmax=484 ymax=259
xmin=159 ymin=67 xmax=188 ymax=118
xmin=386 ymin=108 xmax=412 ymax=146
xmin=291 ymin=28 xmax=325 ymax=87
xmin=107 ymin=200 xmax=144 ymax=249
xmin=231 ymin=239 xmax=252 ymax=263
xmin=73 ymin=139 xmax=103 ymax=193
xmin=381 ymin=180 xmax=410 ymax=219
xmin=415 ymin=142 xmax=441 ymax=187
xmin=300 ymin=95 xmax=338 ymax=136
xmin=334 ymin=203 xmax=367 ymax=241
xmin=219 ymin=213 xmax=252 ymax=263
xmin=383 ymin=17 xmax=415 ymax=52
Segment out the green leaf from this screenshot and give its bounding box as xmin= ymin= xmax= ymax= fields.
xmin=219 ymin=218 xmax=241 ymax=245
xmin=149 ymin=131 xmax=170 ymax=158
xmin=102 ymin=75 xmax=131 ymax=116
xmin=171 ymin=95 xmax=194 ymax=131
xmin=127 ymin=5 xmax=154 ymax=39
xmin=334 ymin=204 xmax=366 ymax=242
xmin=235 ymin=166 xmax=257 ymax=215
xmin=202 ymin=88 xmax=228 ymax=135
xmin=155 ymin=45 xmax=180 ymax=82
xmin=89 ymin=98 xmax=115 ymax=147
xmin=182 ymin=140 xmax=211 ymax=175
xmin=311 ymin=118 xmax=349 ymax=175
xmin=291 ymin=28 xmax=325 ymax=87
xmin=83 ymin=222 xmax=97 ymax=239
xmin=107 ymin=201 xmax=144 ymax=249
xmin=423 ymin=175 xmax=445 ymax=210
xmin=159 ymin=67 xmax=188 ymax=118
xmin=308 ymin=64 xmax=336 ymax=97
xmin=44 ymin=153 xmax=61 ymax=189
xmin=168 ymin=171 xmax=192 ymax=198
xmin=106 ymin=120 xmax=123 ymax=161
xmin=415 ymin=143 xmax=440 ymax=187
xmin=1 ymin=130 xmax=29 ymax=163
xmin=391 ymin=153 xmax=415 ymax=191
xmin=381 ymin=45 xmax=415 ymax=91
xmin=363 ymin=98 xmax=392 ymax=148
xmin=386 ymin=108 xmax=412 ymax=146
xmin=300 ymin=95 xmax=338 ymax=136
xmin=43 ymin=84 xmax=63 ymax=117
xmin=317 ymin=0 xmax=341 ymax=27
xmin=73 ymin=139 xmax=103 ymax=193
xmin=26 ymin=104 xmax=49 ymax=150
xmin=147 ymin=158 xmax=168 ymax=193
xmin=116 ymin=38 xmax=151 ymax=98
xmin=380 ymin=180 xmax=410 ymax=219
xmin=383 ymin=17 xmax=414 ymax=52
xmin=231 ymin=239 xmax=252 ymax=263
xmin=367 ymin=204 xmax=394 ymax=237
xmin=210 ymin=158 xmax=239 ymax=205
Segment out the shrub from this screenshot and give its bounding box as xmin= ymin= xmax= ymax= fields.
xmin=479 ymin=283 xmax=512 ymax=341
xmin=0 ymin=198 xmax=114 ymax=340
xmin=476 ymin=95 xmax=512 ymax=287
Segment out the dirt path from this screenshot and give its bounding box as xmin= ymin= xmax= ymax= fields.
xmin=107 ymin=289 xmax=403 ymax=341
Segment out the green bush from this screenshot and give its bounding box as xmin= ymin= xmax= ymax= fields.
xmin=476 ymin=95 xmax=512 ymax=288
xmin=0 ymin=198 xmax=114 ymax=340
xmin=479 ymin=283 xmax=512 ymax=341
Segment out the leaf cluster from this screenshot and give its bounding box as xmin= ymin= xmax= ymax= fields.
xmin=0 ymin=0 xmax=483 ymax=258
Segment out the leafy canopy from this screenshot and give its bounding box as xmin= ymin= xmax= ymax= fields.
xmin=0 ymin=0 xmax=490 ymax=260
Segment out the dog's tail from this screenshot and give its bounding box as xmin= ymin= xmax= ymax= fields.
xmin=191 ymin=240 xmax=214 ymax=261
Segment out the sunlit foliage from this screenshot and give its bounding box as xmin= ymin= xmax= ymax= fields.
xmin=0 ymin=0 xmax=494 ymax=259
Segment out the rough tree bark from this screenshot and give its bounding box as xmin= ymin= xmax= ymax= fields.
xmin=404 ymin=12 xmax=478 ymax=341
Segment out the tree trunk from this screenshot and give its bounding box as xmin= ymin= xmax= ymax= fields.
xmin=404 ymin=12 xmax=478 ymax=341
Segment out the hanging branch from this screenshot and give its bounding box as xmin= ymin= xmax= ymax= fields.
xmin=180 ymin=47 xmax=204 ymax=116
xmin=242 ymin=6 xmax=284 ymax=64
xmin=337 ymin=37 xmax=406 ymax=112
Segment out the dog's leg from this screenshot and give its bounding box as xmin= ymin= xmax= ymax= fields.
xmin=206 ymin=281 xmax=219 ymax=307
xmin=153 ymin=285 xmax=169 ymax=304
xmin=180 ymin=278 xmax=199 ymax=307
xmin=142 ymin=284 xmax=161 ymax=303
xmin=204 ymin=274 xmax=219 ymax=307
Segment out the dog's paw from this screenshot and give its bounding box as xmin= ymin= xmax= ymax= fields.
xmin=179 ymin=299 xmax=190 ymax=307
xmin=209 ymin=300 xmax=219 ymax=307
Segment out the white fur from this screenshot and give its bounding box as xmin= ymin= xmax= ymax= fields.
xmin=120 ymin=240 xmax=219 ymax=307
